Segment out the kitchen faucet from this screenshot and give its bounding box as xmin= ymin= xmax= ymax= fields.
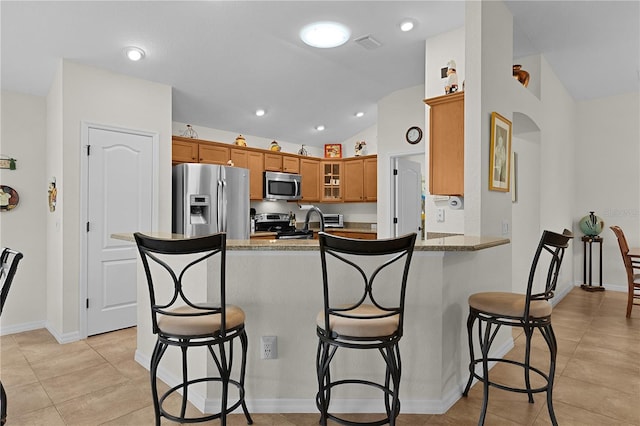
xmin=302 ymin=206 xmax=325 ymax=233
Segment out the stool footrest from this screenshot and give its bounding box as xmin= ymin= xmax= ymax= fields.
xmin=468 ymin=358 xmax=551 ymax=394
xmin=159 ymin=377 xmax=247 ymax=423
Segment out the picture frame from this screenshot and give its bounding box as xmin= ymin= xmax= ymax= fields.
xmin=324 ymin=143 xmax=342 ymax=158
xmin=489 ymin=111 xmax=512 ymax=192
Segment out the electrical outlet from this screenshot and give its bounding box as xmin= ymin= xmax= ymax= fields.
xmin=261 ymin=336 xmax=277 ymax=360
xmin=502 ymin=220 xmax=509 ymax=235
xmin=436 ymin=208 xmax=445 ymax=222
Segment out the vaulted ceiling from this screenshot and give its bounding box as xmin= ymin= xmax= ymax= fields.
xmin=2 ymin=1 xmax=638 ymax=146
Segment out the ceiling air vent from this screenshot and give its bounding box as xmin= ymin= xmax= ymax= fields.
xmin=355 ymin=35 xmax=382 ymax=50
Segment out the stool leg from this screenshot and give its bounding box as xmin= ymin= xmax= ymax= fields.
xmin=523 ymin=326 xmax=535 ymax=403
xmin=239 ymin=330 xmax=254 ymax=424
xmin=478 ymin=320 xmax=493 ymax=426
xmin=316 ymin=340 xmax=336 ymax=426
xmin=462 ymin=312 xmax=477 ymax=397
xmin=180 ymin=344 xmax=189 ymax=420
xmin=381 ymin=343 xmax=402 ymax=425
xmin=539 ymin=323 xmax=558 ymax=426
xmin=1 ymin=380 xmax=6 ymax=426
xmin=150 ymin=340 xmax=167 ymax=426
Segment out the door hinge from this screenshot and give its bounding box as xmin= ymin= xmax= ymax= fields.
xmin=87 ymin=145 xmax=91 ymax=156
xmin=86 ymin=298 xmax=89 ymax=309
xmin=393 ymin=217 xmax=398 ymax=224
xmin=86 ymin=221 xmax=90 ymax=232
xmin=393 ymin=169 xmax=398 ymax=176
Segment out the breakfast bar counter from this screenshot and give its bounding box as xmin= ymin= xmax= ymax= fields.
xmin=113 ymin=232 xmax=511 ymax=415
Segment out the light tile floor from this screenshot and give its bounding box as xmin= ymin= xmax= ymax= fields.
xmin=1 ymin=288 xmax=638 ymax=425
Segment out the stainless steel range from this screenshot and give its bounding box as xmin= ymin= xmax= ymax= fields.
xmin=254 ymin=212 xmax=313 ymax=239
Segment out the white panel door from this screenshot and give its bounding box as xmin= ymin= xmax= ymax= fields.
xmin=87 ymin=127 xmax=153 ymax=336
xmin=395 ymin=158 xmax=422 ymax=237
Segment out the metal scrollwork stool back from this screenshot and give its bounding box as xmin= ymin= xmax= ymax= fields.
xmin=462 ymin=229 xmax=573 ymax=426
xmin=0 ymin=247 xmax=24 ymax=426
xmin=134 ymin=232 xmax=252 ymax=426
xmin=316 ymin=232 xmax=416 ymax=426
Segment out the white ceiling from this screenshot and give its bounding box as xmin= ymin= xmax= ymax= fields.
xmin=2 ymin=1 xmax=638 ymax=147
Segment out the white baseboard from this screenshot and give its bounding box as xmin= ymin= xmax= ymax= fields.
xmin=45 ymin=321 xmax=81 ymax=344
xmin=0 ymin=319 xmax=45 ymax=336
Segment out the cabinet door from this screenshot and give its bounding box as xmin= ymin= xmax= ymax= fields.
xmin=199 ymin=144 xmax=230 ymax=165
xmin=363 ymin=157 xmax=377 ymax=201
xmin=264 ymin=153 xmax=282 ymax=171
xmin=230 ymin=149 xmax=248 ymax=168
xmin=343 ymin=159 xmax=364 ymax=202
xmin=282 ymin=155 xmax=300 ymax=174
xmin=247 ymin=151 xmax=264 ymax=200
xmin=172 ymin=139 xmax=198 ymax=163
xmin=426 ymin=92 xmax=464 ymax=195
xmin=321 ymin=161 xmax=342 ymax=202
xmin=299 ymin=158 xmax=320 ymax=202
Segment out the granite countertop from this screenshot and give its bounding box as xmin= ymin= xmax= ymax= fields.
xmin=112 ymin=232 xmax=509 ymax=252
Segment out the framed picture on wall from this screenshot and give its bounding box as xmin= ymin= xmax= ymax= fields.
xmin=324 ymin=144 xmax=342 ymax=158
xmin=489 ymin=112 xmax=512 ymax=192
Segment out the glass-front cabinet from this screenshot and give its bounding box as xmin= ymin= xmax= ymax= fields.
xmin=321 ymin=161 xmax=342 ymax=202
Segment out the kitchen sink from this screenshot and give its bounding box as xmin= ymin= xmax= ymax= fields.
xmin=276 ymin=230 xmax=314 ymax=240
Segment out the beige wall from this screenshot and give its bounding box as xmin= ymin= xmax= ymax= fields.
xmin=0 ymin=91 xmax=48 ymax=332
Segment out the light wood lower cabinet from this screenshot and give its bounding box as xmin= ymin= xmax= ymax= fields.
xmin=327 ymin=230 xmax=377 ymax=240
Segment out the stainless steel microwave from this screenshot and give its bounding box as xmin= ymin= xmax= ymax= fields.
xmin=263 ymin=171 xmax=302 ymax=201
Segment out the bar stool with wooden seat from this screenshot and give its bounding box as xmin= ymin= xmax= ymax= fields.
xmin=316 ymin=232 xmax=416 ymax=426
xmin=610 ymin=225 xmax=640 ymax=317
xmin=0 ymin=247 xmax=24 ymax=426
xmin=462 ymin=229 xmax=573 ymax=426
xmin=134 ymin=232 xmax=252 ymax=426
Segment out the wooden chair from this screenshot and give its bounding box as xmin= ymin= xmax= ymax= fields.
xmin=316 ymin=232 xmax=416 ymax=426
xmin=610 ymin=226 xmax=640 ymax=317
xmin=462 ymin=229 xmax=573 ymax=426
xmin=134 ymin=233 xmax=252 ymax=426
xmin=0 ymin=248 xmax=24 ymax=426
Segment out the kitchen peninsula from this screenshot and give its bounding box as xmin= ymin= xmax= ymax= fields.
xmin=113 ymin=233 xmax=510 ymax=414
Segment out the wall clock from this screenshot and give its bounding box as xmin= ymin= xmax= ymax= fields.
xmin=406 ymin=126 xmax=423 ymax=144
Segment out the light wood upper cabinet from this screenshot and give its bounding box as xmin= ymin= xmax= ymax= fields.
xmin=282 ymin=155 xmax=300 ymax=174
xmin=363 ymin=156 xmax=377 ymax=201
xmin=343 ymin=156 xmax=377 ymax=202
xmin=343 ymin=158 xmax=364 ymax=202
xmin=264 ymin=153 xmax=282 ymax=171
xmin=199 ymin=143 xmax=230 ymax=165
xmin=299 ymin=158 xmax=320 ymax=202
xmin=230 ymin=148 xmax=248 ymax=168
xmin=424 ymin=92 xmax=464 ymax=196
xmin=247 ymin=151 xmax=264 ymax=200
xmin=321 ymin=161 xmax=342 ymax=202
xmin=172 ymin=139 xmax=198 ymax=163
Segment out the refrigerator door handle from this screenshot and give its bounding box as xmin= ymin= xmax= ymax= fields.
xmin=220 ymin=179 xmax=227 ymax=233
xmin=217 ymin=178 xmax=224 ymax=233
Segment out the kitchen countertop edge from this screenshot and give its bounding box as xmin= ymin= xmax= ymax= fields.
xmin=112 ymin=233 xmax=509 ymax=252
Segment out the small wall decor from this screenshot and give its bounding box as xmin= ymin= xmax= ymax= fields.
xmin=48 ymin=177 xmax=57 ymax=212
xmin=324 ymin=144 xmax=342 ymax=158
xmin=0 ymin=185 xmax=19 ymax=211
xmin=354 ymin=141 xmax=366 ymax=156
xmin=269 ymin=140 xmax=281 ymax=151
xmin=513 ymin=65 xmax=530 ymax=87
xmin=181 ymin=124 xmax=198 ymax=139
xmin=0 ymin=156 xmax=17 ymax=170
xmin=489 ymin=112 xmax=512 ymax=192
xmin=444 ymin=59 xmax=458 ymax=94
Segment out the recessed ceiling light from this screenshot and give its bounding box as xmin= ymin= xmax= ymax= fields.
xmin=300 ymin=22 xmax=350 ymax=48
xmin=355 ymin=111 xmax=365 ymax=118
xmin=315 ymin=125 xmax=325 ymax=131
xmin=255 ymin=109 xmax=266 ymax=117
xmin=125 ymin=46 xmax=145 ymax=61
xmin=400 ymin=19 xmax=415 ymax=32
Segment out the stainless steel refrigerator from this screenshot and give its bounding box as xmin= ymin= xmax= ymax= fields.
xmin=173 ymin=163 xmax=250 ymax=239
